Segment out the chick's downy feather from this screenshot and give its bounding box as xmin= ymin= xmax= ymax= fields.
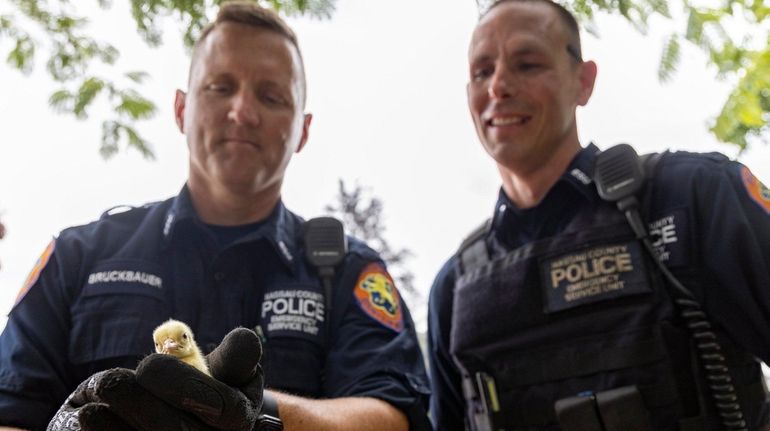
xmin=152 ymin=319 xmax=210 ymax=375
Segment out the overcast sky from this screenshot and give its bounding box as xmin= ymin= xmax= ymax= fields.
xmin=1 ymin=0 xmax=769 ymax=332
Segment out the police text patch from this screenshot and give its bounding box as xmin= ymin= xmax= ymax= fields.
xmin=262 ymin=288 xmax=325 ymax=337
xmin=540 ymin=241 xmax=650 ymax=313
xmin=647 ymin=208 xmax=689 ymax=267
xmin=354 ymin=263 xmax=404 ymax=332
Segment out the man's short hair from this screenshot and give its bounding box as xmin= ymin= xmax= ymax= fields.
xmin=483 ymin=0 xmax=583 ymax=62
xmin=192 ymin=1 xmax=307 ymax=106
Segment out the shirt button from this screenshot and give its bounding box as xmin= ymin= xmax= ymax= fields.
xmin=214 ymin=272 xmax=225 ymax=281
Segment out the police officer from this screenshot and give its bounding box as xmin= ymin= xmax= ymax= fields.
xmin=427 ymin=0 xmax=770 ymax=430
xmin=0 ymin=3 xmax=429 ymax=430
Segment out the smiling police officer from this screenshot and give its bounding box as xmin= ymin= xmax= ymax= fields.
xmin=0 ymin=3 xmax=429 ymax=430
xmin=427 ymin=1 xmax=770 ymax=430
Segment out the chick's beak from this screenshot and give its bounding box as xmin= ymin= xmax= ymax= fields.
xmin=162 ymin=338 xmax=179 ymax=354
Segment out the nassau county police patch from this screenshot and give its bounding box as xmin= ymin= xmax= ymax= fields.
xmin=741 ymin=166 xmax=770 ymax=215
xmin=354 ymin=263 xmax=404 ymax=332
xmin=540 ymin=241 xmax=651 ymax=313
xmin=15 ymin=239 xmax=56 ymax=306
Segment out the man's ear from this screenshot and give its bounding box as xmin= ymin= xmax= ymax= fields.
xmin=174 ymin=89 xmax=187 ymax=133
xmin=296 ymin=113 xmax=313 ymax=154
xmin=576 ymin=60 xmax=597 ymax=107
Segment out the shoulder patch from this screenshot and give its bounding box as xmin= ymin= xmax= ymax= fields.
xmin=353 ymin=263 xmax=404 ymax=332
xmin=740 ymin=166 xmax=770 ymax=215
xmin=15 ymin=239 xmax=56 ymax=305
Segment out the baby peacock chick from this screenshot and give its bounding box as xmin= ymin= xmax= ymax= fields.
xmin=152 ymin=319 xmax=210 ymax=376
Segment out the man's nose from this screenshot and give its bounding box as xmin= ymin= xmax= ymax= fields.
xmin=488 ymin=67 xmax=515 ymax=100
xmin=227 ymin=90 xmax=260 ymax=126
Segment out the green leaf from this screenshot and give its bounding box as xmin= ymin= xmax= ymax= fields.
xmin=99 ymin=120 xmax=156 ymax=160
xmin=685 ymin=9 xmax=705 ymax=45
xmin=6 ymin=34 xmax=35 ymax=74
xmin=122 ymin=124 xmax=155 ymax=159
xmin=709 ymin=41 xmax=747 ymax=75
xmin=710 ymin=47 xmax=770 ymax=151
xmin=48 ymin=89 xmax=73 ymax=112
xmin=736 ymin=96 xmax=764 ymax=127
xmin=125 ymin=71 xmax=149 ymax=83
xmin=645 ymin=0 xmax=670 ymax=18
xmin=658 ymin=34 xmax=680 ymax=82
xmin=115 ymin=91 xmax=156 ymax=120
xmin=0 ymin=14 xmax=13 ymax=33
xmin=46 ymin=42 xmax=78 ymax=81
xmin=54 ymin=15 xmax=80 ymax=31
xmin=100 ymin=120 xmax=121 ymax=159
xmin=129 ymin=0 xmax=165 ymax=47
xmin=97 ymin=44 xmax=120 ymax=65
xmin=73 ymin=77 xmax=105 ymax=119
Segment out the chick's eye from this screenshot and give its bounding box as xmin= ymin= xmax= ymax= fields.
xmin=182 ymin=333 xmax=188 ymax=340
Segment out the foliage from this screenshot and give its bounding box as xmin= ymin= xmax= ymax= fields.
xmin=656 ymin=0 xmax=769 ymax=151
xmin=325 ymin=180 xmax=419 ymax=302
xmin=477 ymin=0 xmax=769 ymax=151
xmin=0 ymin=0 xmax=336 ymax=159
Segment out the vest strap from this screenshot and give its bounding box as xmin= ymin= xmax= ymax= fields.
xmin=458 ymin=218 xmax=492 ymax=276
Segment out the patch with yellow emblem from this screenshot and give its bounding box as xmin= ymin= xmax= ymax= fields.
xmin=741 ymin=166 xmax=770 ymax=215
xmin=15 ymin=239 xmax=56 ymax=306
xmin=354 ymin=263 xmax=404 ymax=332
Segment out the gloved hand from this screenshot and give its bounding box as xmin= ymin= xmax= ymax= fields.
xmin=47 ymin=327 xmax=264 ymax=431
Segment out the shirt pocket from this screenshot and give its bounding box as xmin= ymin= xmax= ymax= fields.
xmin=69 ymin=259 xmax=170 ymax=364
xmin=262 ymin=336 xmax=325 ymax=397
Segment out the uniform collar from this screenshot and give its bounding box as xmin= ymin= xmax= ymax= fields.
xmin=561 ymin=142 xmax=600 ymax=202
xmin=162 ymin=185 xmax=300 ymax=272
xmin=490 ymin=144 xmax=601 ymax=244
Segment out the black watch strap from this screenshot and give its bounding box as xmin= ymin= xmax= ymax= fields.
xmin=256 ymin=392 xmax=283 ymax=431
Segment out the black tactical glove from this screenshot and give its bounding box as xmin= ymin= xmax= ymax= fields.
xmin=47 ymin=327 xmax=264 ymax=431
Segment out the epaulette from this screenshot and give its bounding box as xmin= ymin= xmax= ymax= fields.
xmin=99 ymin=205 xmax=136 ymax=220
xmin=98 ymin=203 xmax=157 ymax=222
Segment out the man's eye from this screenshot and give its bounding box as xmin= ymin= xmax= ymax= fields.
xmin=206 ymin=83 xmax=231 ymax=93
xmin=471 ymin=67 xmax=493 ymax=81
xmin=518 ymin=62 xmax=541 ymax=72
xmin=261 ymin=91 xmax=288 ymax=106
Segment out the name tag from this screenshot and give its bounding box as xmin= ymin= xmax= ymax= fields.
xmin=83 ymin=259 xmax=165 ymax=299
xmin=540 ymin=241 xmax=650 ymax=313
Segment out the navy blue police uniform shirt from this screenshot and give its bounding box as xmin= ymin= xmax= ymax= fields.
xmin=0 ymin=186 xmax=430 ymax=430
xmin=427 ymin=144 xmax=770 ymax=430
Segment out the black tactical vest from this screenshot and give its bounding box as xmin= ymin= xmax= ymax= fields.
xmin=450 ymin=192 xmax=768 ymax=431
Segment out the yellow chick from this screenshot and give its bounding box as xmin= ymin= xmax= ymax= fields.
xmin=152 ymin=319 xmax=210 ymax=376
